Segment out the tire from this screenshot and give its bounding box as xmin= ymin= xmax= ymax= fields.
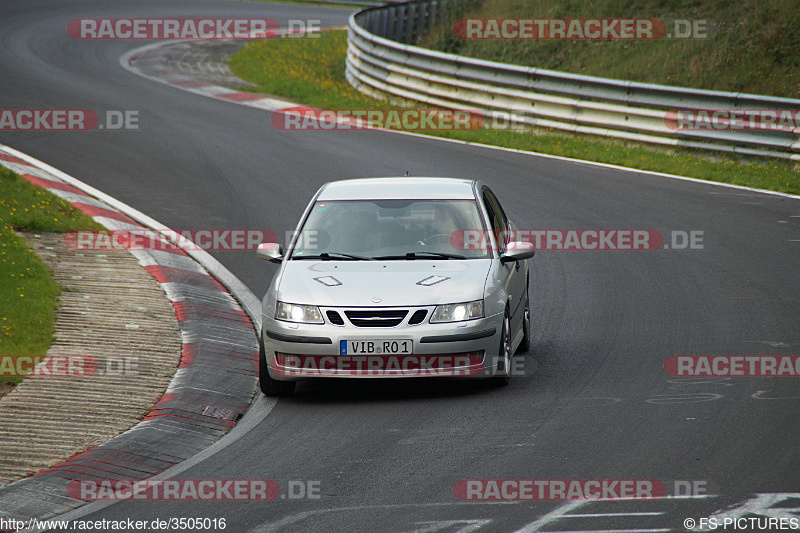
xmin=520 ymin=290 xmax=532 ymax=354
xmin=492 ymin=312 xmax=511 ymax=387
xmin=259 ymin=333 xmax=296 ymax=397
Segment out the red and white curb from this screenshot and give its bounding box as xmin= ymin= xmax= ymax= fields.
xmin=119 ymin=29 xmax=345 ymax=114
xmin=118 ymin=29 xmax=387 ymax=131
xmin=117 ymin=33 xmax=503 ymax=133
xmin=0 ymin=144 xmax=262 ymax=522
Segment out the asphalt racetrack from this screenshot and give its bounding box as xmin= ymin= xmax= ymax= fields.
xmin=1 ymin=1 xmax=799 ymax=531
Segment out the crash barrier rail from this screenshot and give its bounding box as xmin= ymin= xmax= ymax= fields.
xmin=303 ymin=0 xmax=407 ymax=7
xmin=346 ymin=0 xmax=800 ymax=160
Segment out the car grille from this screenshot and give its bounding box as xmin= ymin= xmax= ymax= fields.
xmin=326 ymin=310 xmax=345 ymax=325
xmin=408 ymin=309 xmax=427 ymax=325
xmin=344 ymin=309 xmax=408 ymax=327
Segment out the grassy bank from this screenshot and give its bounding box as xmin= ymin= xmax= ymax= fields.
xmin=0 ymin=166 xmax=102 ymax=390
xmin=228 ymin=31 xmax=799 ymax=195
xmin=420 ymin=0 xmax=800 ymax=99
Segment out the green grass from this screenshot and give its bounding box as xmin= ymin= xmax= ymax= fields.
xmin=228 ymin=30 xmax=800 ymax=195
xmin=0 ymin=166 xmax=102 ymax=387
xmin=420 ymin=0 xmax=800 ymax=99
xmin=229 ymin=31 xmax=381 ymax=111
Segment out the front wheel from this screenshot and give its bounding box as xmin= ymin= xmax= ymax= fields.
xmin=259 ymin=333 xmax=295 ymax=397
xmin=520 ymin=292 xmax=532 ymax=354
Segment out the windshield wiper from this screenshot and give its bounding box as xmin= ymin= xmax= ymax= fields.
xmin=291 ymin=252 xmax=375 ymax=261
xmin=372 ymin=252 xmax=466 ymax=260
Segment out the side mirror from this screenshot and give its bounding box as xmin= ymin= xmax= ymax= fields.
xmin=500 ymin=241 xmax=535 ymax=263
xmin=257 ymin=242 xmax=284 ymax=263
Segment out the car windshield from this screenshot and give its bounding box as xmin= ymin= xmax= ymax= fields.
xmin=290 ymin=199 xmax=489 ymax=260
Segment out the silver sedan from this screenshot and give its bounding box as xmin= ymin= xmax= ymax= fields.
xmin=256 ymin=177 xmax=534 ymax=396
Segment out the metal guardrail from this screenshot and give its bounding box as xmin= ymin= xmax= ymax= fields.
xmin=301 ymin=0 xmax=407 ymax=6
xmin=346 ymin=0 xmax=800 ymax=160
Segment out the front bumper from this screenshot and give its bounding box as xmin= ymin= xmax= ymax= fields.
xmin=262 ymin=307 xmax=503 ymax=380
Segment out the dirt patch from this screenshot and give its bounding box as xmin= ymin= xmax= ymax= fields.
xmin=0 ymin=382 xmax=15 ymax=400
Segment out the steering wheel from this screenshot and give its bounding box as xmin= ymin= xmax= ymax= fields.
xmin=416 ymin=233 xmax=452 ymax=246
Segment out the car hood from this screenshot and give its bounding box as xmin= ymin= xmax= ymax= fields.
xmin=276 ymin=260 xmax=491 ymax=307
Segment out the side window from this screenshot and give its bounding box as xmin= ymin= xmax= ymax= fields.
xmin=482 ymin=187 xmax=509 ymax=253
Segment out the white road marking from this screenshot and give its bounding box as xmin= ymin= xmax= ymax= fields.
xmin=744 ymin=340 xmax=794 ymax=347
xmin=752 ymin=390 xmax=800 ymax=400
xmin=564 ymin=512 xmax=664 ymax=518
xmin=513 ymin=501 xmax=587 ymax=532
xmin=249 ymin=502 xmax=518 ymax=533
xmin=708 ymin=192 xmax=770 ymax=197
xmin=667 ymin=377 xmax=732 ymax=388
xmin=543 ymin=530 xmax=670 ymax=533
xmin=514 ymin=495 xmax=715 ymax=533
xmin=645 ymin=393 xmax=723 ymax=404
xmin=698 ymin=493 xmax=800 ymax=532
xmin=570 ymin=397 xmax=623 ymax=405
xmin=407 ymin=519 xmax=492 ymax=533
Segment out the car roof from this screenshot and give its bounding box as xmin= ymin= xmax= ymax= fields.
xmin=316 ymin=177 xmax=478 ymax=201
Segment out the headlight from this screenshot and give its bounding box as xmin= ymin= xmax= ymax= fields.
xmin=430 ymin=300 xmax=484 ymax=323
xmin=276 ymin=302 xmax=324 ymax=324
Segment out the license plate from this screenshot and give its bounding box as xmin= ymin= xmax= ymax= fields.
xmin=340 ymin=339 xmax=413 ymax=355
